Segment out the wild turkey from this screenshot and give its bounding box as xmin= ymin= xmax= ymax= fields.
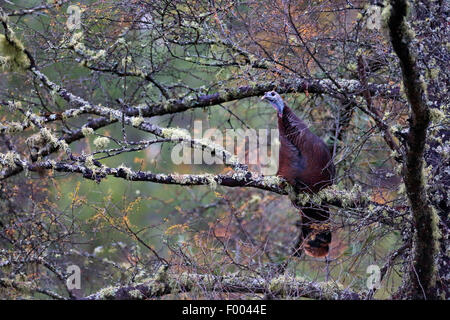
xmin=261 ymin=91 xmax=335 ymax=258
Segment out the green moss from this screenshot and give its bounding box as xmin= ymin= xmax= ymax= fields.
xmin=0 ymin=34 xmax=30 ymax=72
xmin=315 ymin=281 xmax=344 ymax=299
xmin=128 ymin=289 xmax=143 ymax=299
xmin=381 ymin=4 xmax=392 ymax=31
xmin=149 ymin=281 xmax=166 ymax=295
xmin=429 ymin=108 xmax=445 ymax=124
xmin=268 ymin=275 xmax=288 ymax=293
xmin=97 ymin=286 xmax=119 ymax=299
xmin=430 ymin=206 xmax=442 ymax=256
xmin=155 ymin=265 xmax=169 ymax=282
xmin=269 ymin=275 xmax=308 ymax=297
xmin=176 ymin=272 xmax=195 ymax=289
xmin=68 ymin=31 xmax=84 ymax=47
xmin=428 ymin=68 xmax=440 ymax=80
xmin=1 ymin=278 xmax=32 ymax=295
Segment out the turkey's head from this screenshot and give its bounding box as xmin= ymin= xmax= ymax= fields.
xmin=261 ymin=91 xmax=284 ymax=116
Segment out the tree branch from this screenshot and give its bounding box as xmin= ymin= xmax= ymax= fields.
xmin=84 ymin=270 xmax=363 ymax=300
xmin=0 ymin=277 xmax=66 ymax=300
xmin=0 ymin=155 xmax=404 ymax=228
xmin=387 ymin=0 xmax=439 ymax=299
xmin=6 ymin=1 xmax=69 ymax=17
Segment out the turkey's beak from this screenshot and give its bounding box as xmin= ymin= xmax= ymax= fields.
xmin=261 ymin=93 xmax=271 ymax=101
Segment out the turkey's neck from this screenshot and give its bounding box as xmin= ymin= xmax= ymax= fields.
xmin=278 ymin=105 xmax=309 ymax=139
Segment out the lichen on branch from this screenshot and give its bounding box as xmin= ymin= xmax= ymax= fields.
xmin=0 ymin=10 xmax=30 ymax=72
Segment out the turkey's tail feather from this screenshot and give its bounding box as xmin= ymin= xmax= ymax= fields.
xmin=293 ymin=206 xmax=332 ymax=258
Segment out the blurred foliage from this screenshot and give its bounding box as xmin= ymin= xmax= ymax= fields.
xmin=0 ymin=0 xmax=447 ymax=299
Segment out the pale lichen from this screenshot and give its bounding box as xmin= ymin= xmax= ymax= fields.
xmin=128 ymin=289 xmax=144 ymax=299
xmin=130 ymin=116 xmax=144 ymax=127
xmin=5 ymin=122 xmax=24 ymax=134
xmin=429 ymin=108 xmax=445 ymax=124
xmin=160 ymin=127 xmax=191 ymax=140
xmin=0 ymin=34 xmax=30 ymax=72
xmin=84 ymin=156 xmax=96 ymax=170
xmin=261 ymin=175 xmax=282 ymax=187
xmin=118 ymin=164 xmax=133 ymax=179
xmin=155 ymin=265 xmax=169 ymax=282
xmin=93 ymin=136 xmax=110 ymax=149
xmin=68 ymin=31 xmax=84 ymax=47
xmin=0 ymin=151 xmax=20 ymax=170
xmin=204 ymin=174 xmax=217 ymax=190
xmin=96 ymin=286 xmax=119 ymax=299
xmin=268 ymin=275 xmax=307 ymax=297
xmin=81 ymin=126 xmax=94 ymax=136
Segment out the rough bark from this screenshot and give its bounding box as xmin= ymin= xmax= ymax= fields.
xmin=387 ymin=0 xmax=439 ymax=299
xmin=84 ymin=269 xmax=363 ymax=300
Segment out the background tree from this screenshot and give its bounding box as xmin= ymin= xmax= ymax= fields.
xmin=0 ymin=0 xmax=447 ymax=300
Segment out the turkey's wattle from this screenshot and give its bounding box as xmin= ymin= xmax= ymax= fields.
xmin=262 ymin=91 xmax=335 ymax=258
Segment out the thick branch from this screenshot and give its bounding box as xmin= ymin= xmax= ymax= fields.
xmin=387 ymin=0 xmax=439 ymax=299
xmin=3 ymin=158 xmax=403 ymax=226
xmin=126 ymin=78 xmax=400 ymax=117
xmin=84 ymin=271 xmax=363 ymax=300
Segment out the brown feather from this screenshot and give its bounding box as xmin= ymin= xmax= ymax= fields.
xmin=275 ymin=104 xmax=335 ymax=258
xmin=262 ymin=92 xmax=335 ymax=259
xmin=277 ymin=104 xmax=335 ymax=193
